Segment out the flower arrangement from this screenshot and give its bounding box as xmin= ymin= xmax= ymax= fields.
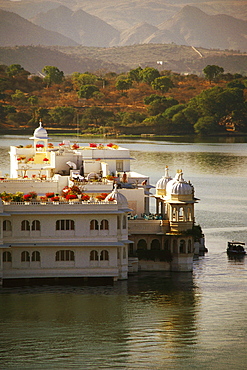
xmin=17 ymin=156 xmax=26 ymax=161
xmin=28 ymin=157 xmax=34 ymax=162
xmin=23 ymin=193 xmax=32 ymax=201
xmin=36 ymin=144 xmax=44 ymax=148
xmin=45 ymin=192 xmax=54 ymax=198
xmin=96 ymin=193 xmax=109 ymax=201
xmin=40 ymin=196 xmax=47 ymax=202
xmin=43 ymin=158 xmax=49 ymax=162
xmin=0 ymin=192 xmax=12 ymax=202
xmin=25 ymin=145 xmax=32 ymax=148
xmin=48 ymin=143 xmax=54 ymax=148
xmin=89 ymin=143 xmax=97 ymax=148
xmin=70 ymin=185 xmax=81 ymax=194
xmin=107 ymin=197 xmax=115 ymax=201
xmin=59 ymin=143 xmax=65 ymax=146
xmin=66 ymin=194 xmax=77 ymax=200
xmin=51 ymin=196 xmax=60 ymax=202
xmin=81 ymin=194 xmax=90 ymax=201
xmin=107 ymin=143 xmax=118 ymax=149
xmin=72 ymin=143 xmax=79 ymax=149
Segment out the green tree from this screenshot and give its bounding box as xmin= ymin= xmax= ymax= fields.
xmin=203 ymin=65 xmax=224 ymax=83
xmin=7 ymin=64 xmax=29 ymax=77
xmin=140 ymin=67 xmax=160 ymax=84
xmin=128 ymin=67 xmax=143 ymax=82
xmin=49 ymin=106 xmax=75 ymax=126
xmin=194 ymin=116 xmax=219 ymax=135
xmin=115 ymin=78 xmax=132 ymax=92
xmin=28 ymin=95 xmax=39 ymax=105
xmin=78 ymin=85 xmax=99 ymax=99
xmin=11 ymin=89 xmax=26 ymax=103
xmin=151 ymin=76 xmax=174 ymax=92
xmin=42 ymin=66 xmax=64 ymax=87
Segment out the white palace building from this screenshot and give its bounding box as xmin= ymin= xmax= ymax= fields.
xmin=0 ymin=122 xmax=204 ymax=286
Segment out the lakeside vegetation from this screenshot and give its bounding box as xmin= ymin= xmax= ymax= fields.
xmin=1 ymin=63 xmax=247 ymax=136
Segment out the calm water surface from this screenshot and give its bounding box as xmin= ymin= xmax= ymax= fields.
xmin=0 ymin=136 xmax=246 ymax=369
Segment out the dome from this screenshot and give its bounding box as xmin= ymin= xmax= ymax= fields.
xmin=156 ymin=166 xmax=172 ymax=190
xmin=105 ymin=184 xmax=128 ymax=208
xmin=30 ymin=120 xmax=48 ymax=140
xmin=167 ymin=171 xmax=193 ymax=196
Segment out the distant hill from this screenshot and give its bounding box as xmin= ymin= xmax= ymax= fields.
xmin=0 ymin=9 xmax=79 ymax=47
xmin=1 ymin=44 xmax=247 ymax=76
xmin=144 ymin=6 xmax=247 ymax=52
xmin=31 ymin=5 xmax=120 ymax=47
xmin=1 ymin=1 xmax=247 ymax=52
xmin=0 ymin=45 xmax=126 ymax=74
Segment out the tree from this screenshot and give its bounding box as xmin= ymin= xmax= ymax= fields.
xmin=49 ymin=106 xmax=75 ymax=126
xmin=42 ymin=66 xmax=64 ymax=87
xmin=151 ymin=76 xmax=174 ymax=92
xmin=11 ymin=89 xmax=26 ymax=103
xmin=194 ymin=116 xmax=219 ymax=135
xmin=115 ymin=78 xmax=132 ymax=92
xmin=203 ymin=65 xmax=224 ymax=83
xmin=28 ymin=95 xmax=39 ymax=105
xmin=7 ymin=64 xmax=28 ymax=77
xmin=128 ymin=67 xmax=143 ymax=82
xmin=78 ymin=85 xmax=99 ymax=99
xmin=140 ymin=67 xmax=160 ymax=84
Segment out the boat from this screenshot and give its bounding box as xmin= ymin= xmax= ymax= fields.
xmin=227 ymin=241 xmax=246 ymax=256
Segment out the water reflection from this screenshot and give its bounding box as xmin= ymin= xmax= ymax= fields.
xmin=0 ymin=273 xmax=199 ymax=369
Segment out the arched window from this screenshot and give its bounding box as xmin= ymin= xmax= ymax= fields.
xmin=137 ymin=239 xmax=147 ymax=250
xmin=151 ymin=239 xmax=161 ymax=250
xmin=90 ymin=219 xmax=98 ymax=230
xmin=3 ymin=251 xmax=12 ymax=262
xmin=123 ymin=215 xmax=127 ymax=229
xmin=172 ymin=207 xmax=177 ymax=221
xmin=21 ymin=220 xmax=30 ymax=231
xmin=56 ymin=219 xmax=74 ymax=231
xmin=21 ymin=251 xmax=30 ymax=262
xmin=188 ymin=240 xmax=192 ymax=253
xmin=31 ymin=251 xmax=40 ymax=262
xmin=173 ymin=239 xmax=178 ymax=254
xmin=32 ymin=220 xmax=40 ymax=231
xmin=100 ymin=250 xmax=109 ymax=261
xmin=179 ymin=240 xmax=186 ymax=254
xmin=164 ymin=239 xmax=169 ymax=251
xmin=90 ymin=250 xmax=98 ymax=261
xmin=117 ymin=216 xmax=121 ymax=229
xmin=188 ymin=208 xmax=192 ymax=221
xmin=179 ymin=207 xmax=184 ymax=220
xmin=3 ymin=220 xmax=12 ymax=231
xmin=100 ymin=219 xmax=109 ymax=230
xmin=55 ymin=250 xmax=74 ymax=261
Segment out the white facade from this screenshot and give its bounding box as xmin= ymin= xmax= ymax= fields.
xmin=0 ymin=123 xmax=203 ymax=285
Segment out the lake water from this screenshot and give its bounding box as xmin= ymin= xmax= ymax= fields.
xmin=0 ymin=135 xmax=246 ymax=369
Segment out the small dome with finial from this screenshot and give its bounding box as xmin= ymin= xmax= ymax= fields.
xmin=167 ymin=170 xmax=193 ymax=196
xmin=105 ymin=184 xmax=128 ymax=208
xmin=156 ymin=166 xmax=172 ymax=196
xmin=30 ymin=120 xmax=48 ymax=140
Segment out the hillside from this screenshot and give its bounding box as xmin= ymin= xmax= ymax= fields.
xmin=0 ymin=44 xmax=247 ymax=75
xmin=31 ymin=5 xmax=120 ymax=47
xmin=1 ymin=1 xmax=247 ymax=52
xmin=146 ymin=6 xmax=247 ymax=51
xmin=0 ymin=9 xmax=79 ymax=47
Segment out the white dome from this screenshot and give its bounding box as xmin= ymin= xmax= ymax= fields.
xmin=31 ymin=120 xmax=48 ymax=140
xmin=156 ymin=166 xmax=172 ymax=190
xmin=167 ymin=171 xmax=193 ymax=195
xmin=105 ymin=184 xmax=128 ymax=208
